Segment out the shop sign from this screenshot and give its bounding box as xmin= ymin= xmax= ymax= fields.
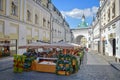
xmin=108 ymin=33 xmax=116 ymax=39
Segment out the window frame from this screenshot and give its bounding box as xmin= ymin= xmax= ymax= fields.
xmin=27 ymin=10 xmax=31 ymax=21
xmin=43 ymin=18 xmax=46 ymax=27
xmin=112 ymin=2 xmax=115 ymax=18
xmin=35 ymin=14 xmax=38 ymax=24
xmin=11 ymin=1 xmax=18 ymax=16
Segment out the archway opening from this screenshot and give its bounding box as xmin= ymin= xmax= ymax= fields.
xmin=75 ymin=35 xmax=87 ymax=47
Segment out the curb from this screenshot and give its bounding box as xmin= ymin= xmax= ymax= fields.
xmin=110 ymin=64 xmax=120 ymax=71
xmin=99 ymin=54 xmax=120 ymax=71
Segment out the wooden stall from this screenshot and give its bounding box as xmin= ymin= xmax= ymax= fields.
xmin=18 ymin=42 xmax=82 ymax=75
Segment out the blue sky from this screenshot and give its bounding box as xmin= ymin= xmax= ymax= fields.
xmin=51 ymin=0 xmax=99 ymax=29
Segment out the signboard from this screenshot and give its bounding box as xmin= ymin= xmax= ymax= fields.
xmin=108 ymin=33 xmax=116 ymax=39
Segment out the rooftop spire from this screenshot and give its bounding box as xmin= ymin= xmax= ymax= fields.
xmin=82 ymin=14 xmax=85 ymax=22
xmin=77 ymin=14 xmax=88 ymax=28
xmin=82 ymin=14 xmax=85 ymax=19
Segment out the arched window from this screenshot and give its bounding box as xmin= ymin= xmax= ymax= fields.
xmin=27 ymin=10 xmax=31 ymax=21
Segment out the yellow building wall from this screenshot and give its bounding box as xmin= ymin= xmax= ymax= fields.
xmin=34 ymin=29 xmax=39 ymax=40
xmin=9 ymin=23 xmax=19 ymax=39
xmin=0 ymin=20 xmax=4 ymax=38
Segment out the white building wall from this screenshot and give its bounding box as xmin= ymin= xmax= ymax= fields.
xmin=93 ymin=21 xmax=100 ymax=51
xmin=115 ymin=20 xmax=120 ymax=58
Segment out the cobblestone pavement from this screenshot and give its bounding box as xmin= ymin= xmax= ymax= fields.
xmin=0 ymin=52 xmax=120 ymax=80
xmin=0 ymin=57 xmax=13 ymax=71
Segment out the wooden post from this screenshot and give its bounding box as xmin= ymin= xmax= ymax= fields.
xmin=63 ymin=49 xmax=66 ymax=54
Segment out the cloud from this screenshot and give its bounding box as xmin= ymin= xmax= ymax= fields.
xmin=61 ymin=6 xmax=98 ymax=19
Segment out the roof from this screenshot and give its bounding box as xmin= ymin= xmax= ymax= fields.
xmin=77 ymin=15 xmax=88 ymax=28
xmin=78 ymin=21 xmax=88 ymax=28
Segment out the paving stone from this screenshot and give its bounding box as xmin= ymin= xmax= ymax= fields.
xmin=0 ymin=52 xmax=120 ymax=80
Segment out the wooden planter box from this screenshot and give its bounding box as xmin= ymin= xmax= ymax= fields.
xmin=31 ymin=61 xmax=56 ymax=73
xmin=57 ymin=71 xmax=70 ymax=75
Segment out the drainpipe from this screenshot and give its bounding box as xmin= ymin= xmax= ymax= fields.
xmin=50 ymin=15 xmax=53 ymax=44
xmin=49 ymin=3 xmax=53 ymax=44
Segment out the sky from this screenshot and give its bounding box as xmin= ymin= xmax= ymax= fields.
xmin=51 ymin=0 xmax=99 ymax=29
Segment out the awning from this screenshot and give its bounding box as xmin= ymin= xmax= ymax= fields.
xmin=18 ymin=42 xmax=50 ymax=49
xmin=18 ymin=42 xmax=80 ymax=49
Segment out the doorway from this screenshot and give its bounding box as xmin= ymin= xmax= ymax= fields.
xmin=112 ymin=39 xmax=116 ymax=56
xmin=103 ymin=40 xmax=105 ymax=55
xmin=98 ymin=41 xmax=100 ymax=53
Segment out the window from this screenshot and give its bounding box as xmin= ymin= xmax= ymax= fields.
xmin=108 ymin=9 xmax=110 ymax=22
xmin=108 ymin=27 xmax=110 ymax=31
xmin=47 ymin=21 xmax=50 ymax=28
xmin=35 ymin=14 xmax=38 ymax=24
xmin=11 ymin=1 xmax=18 ymax=16
xmin=89 ymin=37 xmax=90 ymax=41
xmin=112 ymin=2 xmax=115 ymax=18
xmin=27 ymin=40 xmax=32 ymax=44
xmin=104 ymin=14 xmax=106 ymax=21
xmin=43 ymin=18 xmax=46 ymax=27
xmin=112 ymin=24 xmax=116 ymax=29
xmin=0 ymin=0 xmax=3 ymax=10
xmin=27 ymin=10 xmax=31 ymax=21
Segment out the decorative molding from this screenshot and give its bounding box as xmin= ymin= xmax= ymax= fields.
xmin=101 ymin=15 xmax=120 ymax=30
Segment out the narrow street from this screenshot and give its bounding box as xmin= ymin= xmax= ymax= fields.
xmin=0 ymin=52 xmax=120 ymax=80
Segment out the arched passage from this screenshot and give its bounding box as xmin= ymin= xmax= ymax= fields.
xmin=75 ymin=35 xmax=87 ymax=47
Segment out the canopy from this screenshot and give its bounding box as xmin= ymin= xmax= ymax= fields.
xmin=47 ymin=42 xmax=80 ymax=49
xmin=68 ymin=43 xmax=80 ymax=48
xmin=18 ymin=42 xmax=50 ymax=49
xmin=19 ymin=42 xmax=80 ymax=49
xmin=48 ymin=42 xmax=74 ymax=49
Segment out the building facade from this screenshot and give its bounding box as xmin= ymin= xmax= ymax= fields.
xmin=0 ymin=0 xmax=72 ymax=57
xmin=91 ymin=16 xmax=101 ymax=53
xmin=92 ymin=0 xmax=120 ymax=62
xmin=48 ymin=3 xmax=72 ymax=43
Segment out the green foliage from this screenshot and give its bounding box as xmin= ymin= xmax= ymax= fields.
xmin=13 ymin=55 xmax=26 ymax=73
xmin=56 ymin=53 xmax=80 ymax=75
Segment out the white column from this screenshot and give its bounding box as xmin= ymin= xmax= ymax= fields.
xmin=23 ymin=0 xmax=27 ymax=22
xmin=19 ymin=0 xmax=23 ymax=21
xmin=6 ymin=0 xmax=10 ymax=16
